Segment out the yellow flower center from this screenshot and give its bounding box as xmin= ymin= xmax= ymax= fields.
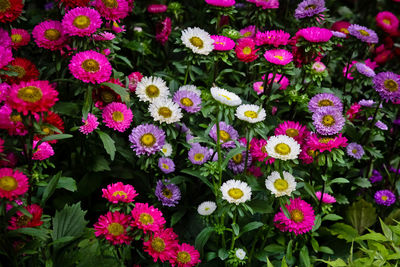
xmin=100 ymin=91 xmax=115 ymax=103
xmin=11 ymin=34 xmax=22 ymax=43
xmin=242 ymin=46 xmax=252 ymax=55
xmin=0 ymin=0 xmax=10 ymax=12
xmin=177 ymin=251 xmax=191 ymax=264
xmin=305 ymin=4 xmax=316 ymax=10
xmin=261 ymin=145 xmax=267 ymax=153
xmin=318 ymin=99 xmax=333 ymax=107
xmin=274 ymin=179 xmax=289 ymax=191
xmin=162 ymin=188 xmax=173 ymax=198
xmin=17 ymin=86 xmax=43 ymax=103
xmin=319 ymin=137 xmax=333 ymax=144
xmin=139 ymin=213 xmax=154 ymax=225
xmin=381 ymin=195 xmax=388 ymax=201
xmin=41 ymin=126 xmax=52 ymax=135
xmin=244 ymin=110 xmax=258 ymax=118
xmin=111 ymin=190 xmax=127 ymax=199
xmin=161 ymin=163 xmax=170 ymax=170
xmin=102 ymin=0 xmax=118 ymax=8
xmin=44 ymin=29 xmax=61 ymax=41
xmin=384 ymin=79 xmax=399 ymax=92
xmin=352 ymin=149 xmax=358 ymax=154
xmin=17 ymin=215 xmax=31 ymax=227
xmin=151 ymin=237 xmax=166 ymax=252
xmin=274 ymin=143 xmax=291 ymax=155
xmin=341 ymin=28 xmax=349 ymax=34
xmin=140 ymin=133 xmax=156 ymax=147
xmin=10 ymin=114 xmax=22 ymax=122
xmin=145 ymin=85 xmax=160 ymax=98
xmin=243 ymin=31 xmax=252 ymax=37
xmin=215 ymin=41 xmax=224 ymax=45
xmin=107 ymin=222 xmax=124 ymax=236
xmin=232 ymin=153 xmax=243 ymax=164
xmin=359 ymin=30 xmax=370 ymax=36
xmin=274 ymin=55 xmax=284 ymax=60
xmin=194 ymin=153 xmax=204 ymax=162
xmin=158 ymin=107 xmax=172 ymax=118
xmin=189 ymin=37 xmax=204 ymax=48
xmin=322 ymin=115 xmax=335 ymax=126
xmin=285 ymin=128 xmax=299 ymax=137
xmin=383 ymin=19 xmax=391 ymax=25
xmin=307 ymin=149 xmax=318 ymax=157
xmin=228 ymin=188 xmax=244 ymax=199
xmin=81 ymin=59 xmax=100 ymax=72
xmin=73 ymin=15 xmax=91 ymax=29
xmin=11 ymin=65 xmax=26 ymax=79
xmin=290 ymin=209 xmax=304 ymax=223
xmin=112 ymin=111 xmax=124 ymax=122
xmin=219 ymin=130 xmax=230 ymax=142
xmin=180 ymin=97 xmax=193 ymax=107
xmin=0 ymin=176 xmax=18 ymax=191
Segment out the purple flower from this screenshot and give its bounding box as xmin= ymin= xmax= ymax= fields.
xmin=228 ymin=149 xmax=252 ymax=174
xmin=294 ymin=0 xmax=326 ymax=19
xmin=155 ymin=180 xmax=181 ymax=207
xmin=355 ymin=63 xmax=376 ymax=78
xmin=312 ymin=107 xmax=345 ymax=136
xmin=348 ymin=24 xmax=379 ymax=44
xmin=375 ymin=120 xmax=388 ymax=130
xmin=308 ymin=93 xmax=343 ymax=113
xmin=158 ymin=157 xmax=175 ymax=174
xmin=393 ymin=117 xmax=400 ymax=125
xmin=346 ymin=143 xmax=364 ymax=159
xmin=359 ymin=99 xmax=375 ymax=107
xmin=173 ymin=90 xmax=202 ymax=113
xmin=209 ymin=122 xmax=239 ymax=148
xmin=331 ymin=31 xmax=346 ymax=38
xmin=374 ymin=190 xmax=396 ymax=206
xmin=389 ymin=166 xmax=400 ymax=174
xmin=369 ymin=170 xmax=382 ymax=183
xmin=373 ymin=71 xmax=400 ymax=103
xmin=129 ymin=124 xmax=166 ymax=156
xmin=188 ymin=143 xmax=210 ymax=165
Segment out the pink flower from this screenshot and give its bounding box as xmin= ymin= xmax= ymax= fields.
xmin=274 ymin=121 xmax=309 ymax=144
xmin=240 ymin=25 xmax=256 ymax=38
xmin=0 ymin=105 xmax=28 ymax=136
xmin=255 ymin=30 xmax=291 ymax=47
xmin=102 ymin=102 xmax=133 ymax=132
xmin=211 ymin=35 xmax=235 ymax=51
xmin=376 ymin=11 xmax=399 ymax=35
xmin=296 ymin=27 xmax=332 ymax=43
xmin=156 ymin=17 xmax=172 ymax=45
xmin=235 ymin=38 xmax=259 ymax=62
xmin=0 ymin=168 xmax=29 ymax=200
xmin=144 ymin=228 xmax=178 ymax=263
xmin=299 ymin=145 xmax=316 ymax=164
xmin=62 ymin=7 xmax=102 ymax=37
xmin=147 ymin=4 xmax=168 ymax=13
xmin=346 ymin=103 xmax=361 ymax=120
xmin=79 ymin=113 xmax=99 ymax=135
xmin=94 ymin=0 xmax=130 ymax=21
xmin=127 ymin=72 xmax=143 ymax=92
xmin=94 ymin=211 xmax=132 ymax=245
xmin=8 ymin=204 xmax=43 ymax=230
xmin=102 ymin=182 xmax=138 ymax=204
xmin=249 ymin=138 xmax=275 ymax=164
xmin=11 ymin=29 xmax=30 ymax=50
xmin=32 ymin=141 xmax=54 ymax=161
xmin=315 ymin=191 xmax=336 ymax=204
xmin=246 ymin=0 xmax=279 ymax=9
xmin=262 ymin=73 xmax=290 ymax=90
xmin=170 ymin=243 xmax=201 ymax=267
xmin=93 ymin=31 xmax=116 ymax=41
xmin=306 ymin=133 xmax=348 ymax=153
xmin=32 ymin=20 xmax=68 ymax=51
xmin=205 ymin=0 xmax=235 ymax=7
xmin=131 ymin=203 xmax=166 ymax=233
xmin=264 ymin=49 xmax=293 ymax=65
xmin=69 ymin=50 xmax=112 ymax=84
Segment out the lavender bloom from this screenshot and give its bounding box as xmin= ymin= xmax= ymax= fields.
xmin=312 ymin=107 xmax=345 ymax=135
xmin=209 ymin=122 xmax=239 ymax=149
xmin=331 ymin=31 xmax=346 ymax=38
xmin=188 ymin=143 xmax=210 ymax=165
xmin=369 ymin=170 xmax=382 ymax=183
xmin=294 ymin=0 xmax=326 ymax=19
xmin=173 ymin=90 xmax=202 ymax=113
xmin=374 ymin=190 xmax=396 ymax=206
xmin=129 ymin=124 xmax=166 ymax=156
xmin=355 ymin=63 xmax=376 ymax=78
xmin=155 ymin=180 xmax=181 ymax=207
xmin=348 ymin=24 xmax=379 ymax=44
xmin=375 ymin=120 xmax=388 ymax=130
xmin=228 ymin=149 xmax=252 ymax=174
xmin=359 ymin=99 xmax=375 ymax=107
xmin=346 ymin=143 xmax=364 ymax=159
xmin=308 ymin=93 xmax=343 ymax=113
xmin=158 ymin=157 xmax=175 ymax=174
xmin=373 ymin=71 xmax=400 ymax=102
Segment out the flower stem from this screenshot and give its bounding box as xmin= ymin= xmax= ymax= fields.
xmin=216 ymin=105 xmax=223 ymax=189
xmin=184 ymin=61 xmax=191 ymax=85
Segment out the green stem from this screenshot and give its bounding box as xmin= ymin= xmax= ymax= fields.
xmin=184 ymin=61 xmax=191 ymax=85
xmin=248 ymin=230 xmax=261 ymax=264
xmin=230 ymin=213 xmax=237 ymax=250
xmin=216 ymin=105 xmax=223 ymax=190
xmin=244 ymin=127 xmax=252 ymax=172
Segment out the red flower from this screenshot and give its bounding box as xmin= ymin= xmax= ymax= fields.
xmin=0 ymin=0 xmax=23 ymax=23
xmin=34 ymin=111 xmax=65 ymax=144
xmin=8 ymin=204 xmax=43 ymax=230
xmin=93 ymin=78 xmax=124 ymax=109
xmin=57 ymin=0 xmax=90 ymax=8
xmin=1 ymin=58 xmax=39 ymax=84
xmin=235 ymin=38 xmax=259 ymax=62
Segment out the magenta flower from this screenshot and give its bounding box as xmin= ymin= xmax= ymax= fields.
xmin=264 ymin=49 xmax=293 ymax=65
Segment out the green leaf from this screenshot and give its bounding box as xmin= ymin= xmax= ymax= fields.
xmin=317 ymin=258 xmax=347 ymax=267
xmin=328 ymin=178 xmax=350 ymax=185
xmin=300 ymin=246 xmax=311 ymax=267
xmin=264 ymin=244 xmax=285 ymax=254
xmin=247 ymin=200 xmax=273 ymax=214
xmin=218 ymin=248 xmax=229 ymax=260
xmin=82 ymin=87 xmax=92 ymax=119
xmin=170 ymin=210 xmax=186 ymax=227
xmin=353 ymin=178 xmax=371 ymax=188
xmin=195 ymin=227 xmax=214 ymax=251
xmin=101 ymin=82 xmax=130 ymax=103
xmin=12 ymin=228 xmax=49 ymax=241
xmin=56 ymin=177 xmax=77 ymax=192
xmin=232 ymin=223 xmax=239 ymax=236
xmin=327 ymin=223 xmax=359 ymax=242
xmin=97 ymin=131 xmax=116 ymax=161
xmin=41 ymin=172 xmax=62 ymax=205
xmin=346 ymin=199 xmax=377 ymax=234
xmin=319 ymin=246 xmax=334 ymax=254
xmin=239 ymin=221 xmax=263 ymax=237
xmin=221 ymin=146 xmax=246 ymax=169
xmin=356 ymin=232 xmax=388 ymax=242
xmin=281 ymin=256 xmax=289 ymax=267
xmin=323 ymin=214 xmax=343 ymax=221
xmin=266 ymin=257 xmax=274 ymax=267
xmin=181 ymin=168 xmax=213 ymax=190
xmin=379 ymin=218 xmax=393 ymax=240
xmin=35 ymin=134 xmax=73 ymax=150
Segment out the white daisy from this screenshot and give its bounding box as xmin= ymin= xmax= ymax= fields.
xmin=135 ymin=76 xmax=170 ymax=103
xmin=220 ymin=179 xmax=252 ymax=205
xmin=179 ymin=85 xmax=202 ymax=97
xmin=161 ymin=142 xmax=173 ymax=157
xmin=265 ymin=135 xmax=301 ymax=161
xmin=197 ymin=201 xmax=217 ymax=216
xmin=149 ymin=98 xmax=183 ymax=124
xmin=210 ymin=87 xmax=242 ymax=106
xmin=181 ymin=27 xmax=214 ymax=55
xmin=235 ymin=249 xmax=246 ymax=260
xmin=235 ymin=104 xmax=266 ymax=123
xmin=265 ymin=171 xmax=297 ymax=197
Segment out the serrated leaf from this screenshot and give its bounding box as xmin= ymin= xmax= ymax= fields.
xmin=317 ymin=258 xmax=347 ymax=267
xmin=97 ymin=131 xmax=116 ymax=161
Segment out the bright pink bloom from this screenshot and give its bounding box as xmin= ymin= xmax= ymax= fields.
xmin=0 ymin=105 xmax=27 ymax=136
xmin=127 ymin=72 xmax=143 ymax=92
xmin=306 ymin=133 xmax=348 ymax=153
xmin=93 ymin=31 xmax=116 ymax=41
xmin=211 ymin=35 xmax=235 ymax=51
xmin=249 ymin=138 xmax=275 ymax=164
xmin=264 ymin=49 xmax=293 ymax=65
xmin=274 ymin=121 xmax=309 ymax=144
xmin=346 ymin=103 xmax=361 ymax=120
xmin=262 ymin=73 xmax=290 ymax=90
xmin=131 ymin=203 xmax=166 ymax=233
xmin=235 ymin=38 xmax=259 ymax=62
xmin=62 ymin=7 xmax=102 ymax=37
xmin=376 ymin=11 xmax=399 ymax=35
xmin=32 ymin=20 xmax=68 ymax=51
xmin=147 ymin=4 xmax=167 ymax=13
xmin=94 ymin=211 xmax=132 ymax=245
xmin=205 ymin=0 xmax=235 ymax=7
xmin=255 ymin=30 xmax=291 ymax=47
xmin=102 ymin=102 xmax=133 ymax=132
xmin=79 ymin=113 xmax=99 ymax=135
xmin=32 ymin=141 xmax=54 ymax=160
xmin=156 ymin=17 xmax=172 ymax=45
xmin=253 ymin=81 xmax=264 ymax=94
xmin=296 ymin=27 xmax=332 ymax=42
xmin=144 ymin=228 xmax=178 ymax=263
xmin=247 ymin=165 xmax=263 ymax=177
xmin=299 ymin=145 xmax=315 ymax=164
xmin=240 ymin=25 xmax=256 ymax=38
xmin=170 ymin=243 xmax=201 ymax=267
xmin=331 ymin=20 xmax=351 ymax=36
xmin=102 ymin=182 xmax=138 ymax=204
xmin=11 ymin=29 xmax=30 ymax=50
xmin=246 ymin=0 xmax=279 ymax=9
xmin=315 ymin=191 xmax=336 ymax=203
xmin=8 ymin=204 xmax=43 ymax=230
xmin=93 ymin=0 xmax=130 ymax=21
xmin=0 ymin=168 xmax=29 ymax=200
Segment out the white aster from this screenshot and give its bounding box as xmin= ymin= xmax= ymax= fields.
xmin=149 ymin=98 xmax=183 ymax=124
xmin=181 ymin=27 xmax=214 ymax=55
xmin=265 ymin=135 xmax=301 ymax=161
xmin=179 ymin=85 xmax=202 ymax=97
xmin=210 ymin=87 xmax=242 ymax=106
xmin=220 ymin=179 xmax=252 ymax=205
xmin=197 ymin=201 xmax=217 ymax=216
xmin=135 ymin=76 xmax=170 ymax=103
xmin=161 ymin=142 xmax=173 ymax=157
xmin=235 ymin=249 xmax=246 ymax=260
xmin=265 ymin=171 xmax=297 ymax=197
xmin=235 ymin=104 xmax=266 ymax=123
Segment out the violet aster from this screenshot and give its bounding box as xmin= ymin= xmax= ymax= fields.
xmin=294 ymin=0 xmax=326 ymax=19
xmin=228 ymin=149 xmax=252 ymax=174
xmin=209 ymin=121 xmax=239 ymax=148
xmin=375 ymin=120 xmax=388 ymax=130
xmin=358 ymin=99 xmax=375 ymax=107
xmin=374 ymin=190 xmax=396 ymax=206
xmin=369 ymin=170 xmax=382 ymax=183
xmin=312 ymin=107 xmax=345 ymax=136
xmin=308 ymin=93 xmax=343 ymax=113
xmin=173 ymin=89 xmax=202 ymax=113
xmin=373 ymin=71 xmax=400 ymax=102
xmin=346 ymin=142 xmax=364 ymax=159
xmin=188 ymin=143 xmax=210 ymax=165
xmin=155 ymin=180 xmax=181 ymax=207
xmin=129 ymin=124 xmax=166 ymax=156
xmin=355 ymin=63 xmax=376 ymax=78
xmin=158 ymin=157 xmax=175 ymax=174
xmin=348 ymin=24 xmax=379 ymax=44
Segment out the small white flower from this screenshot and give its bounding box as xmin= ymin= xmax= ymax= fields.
xmin=265 ymin=135 xmax=301 ymax=161
xmin=179 ymin=85 xmax=202 ymax=97
xmin=149 ymin=98 xmax=183 ymax=124
xmin=136 ymin=76 xmax=170 ymax=103
xmin=235 ymin=248 xmax=246 ymax=260
xmin=181 ymin=27 xmax=214 ymax=55
xmin=265 ymin=171 xmax=297 ymax=197
xmin=210 ymin=87 xmax=242 ymax=106
xmin=133 ymin=26 xmax=143 ymax=32
xmin=197 ymin=201 xmax=217 ymax=216
xmin=220 ymin=179 xmax=252 ymax=205
xmin=235 ymin=104 xmax=266 ymax=123
xmin=161 ymin=143 xmax=173 ymax=157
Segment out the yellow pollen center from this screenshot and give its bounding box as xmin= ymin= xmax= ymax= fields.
xmin=161 ymin=163 xmax=170 ymax=170
xmin=322 ymin=115 xmax=335 ymax=126
xmin=274 ymin=55 xmax=284 ymax=60
xmin=100 ymin=91 xmax=115 ymax=103
xmin=139 ymin=213 xmax=154 ymax=225
xmin=102 ymin=0 xmax=118 ymax=8
xmin=10 ymin=114 xmax=22 ymax=122
xmin=0 ymin=0 xmax=11 ymax=12
xmin=112 ymin=111 xmax=124 ymax=122
xmin=290 ymin=209 xmax=304 ymax=223
xmin=158 ymin=107 xmax=172 ymax=118
xmin=341 ymin=28 xmax=349 ymax=34
xmin=17 ymin=215 xmax=31 ymax=226
xmin=261 ymin=145 xmax=267 ymax=153
xmin=189 ymin=37 xmax=204 ymax=48
xmin=305 ymin=4 xmax=316 ymax=9
xmin=162 ymin=188 xmax=173 ymax=198
xmin=151 ymin=237 xmax=166 ymax=252
xmin=73 ymin=15 xmax=91 ymax=29
xmin=352 ymin=149 xmax=358 ymax=154
xmin=177 ymin=251 xmax=191 ymax=264
xmin=318 ymin=99 xmax=333 ymax=107
xmin=381 ymin=195 xmax=388 ymax=201
xmin=274 ymin=143 xmax=291 ymax=155
xmin=243 ymin=31 xmax=252 ymax=37
xmin=194 ymin=153 xmax=204 ymax=162
xmin=107 ymin=222 xmax=124 ymax=236
xmin=81 ymin=59 xmax=100 ymax=72
xmin=180 ymin=97 xmax=193 ymax=107
xmin=11 ymin=34 xmax=22 ymax=43
xmin=384 ymin=79 xmax=399 ymax=92
xmin=215 ymin=41 xmax=224 ymax=45
xmin=219 ymin=130 xmax=230 ymax=142
xmin=242 ymin=46 xmax=252 ymax=55
xmin=145 ymin=85 xmax=160 ymax=98
xmin=11 ymin=65 xmax=26 ymax=78
xmin=111 ymin=190 xmax=127 ymax=198
xmin=0 ymin=176 xmax=18 ymax=191
xmin=232 ymin=153 xmax=243 ymax=164
xmin=140 ymin=133 xmax=156 ymax=147
xmin=383 ymin=19 xmax=391 ymax=25
xmin=244 ymin=110 xmax=258 ymax=118
xmin=41 ymin=126 xmax=52 ymax=135
xmin=307 ymin=149 xmax=318 ymax=157
xmin=319 ymin=137 xmax=333 ymax=144
xmin=44 ymin=29 xmax=61 ymax=41
xmin=359 ymin=30 xmax=370 ymax=36
xmin=274 ymin=179 xmax=289 ymax=191
xmin=228 ymin=188 xmax=244 ymax=199
xmin=17 ymin=86 xmax=43 ymax=103
xmin=285 ymin=128 xmax=299 ymax=137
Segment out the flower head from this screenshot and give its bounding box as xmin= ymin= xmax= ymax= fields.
xmin=235 ymin=38 xmax=259 ymax=62
xmin=249 ymin=138 xmax=275 ymax=164
xmin=136 ymin=76 xmax=170 ymax=103
xmin=8 ymin=204 xmax=43 ymax=230
xmin=127 ymin=72 xmax=143 ymax=92
xmin=181 ymin=27 xmax=214 ymax=55
xmin=149 ymin=98 xmax=183 ymax=124
xmin=11 ymin=29 xmax=30 ymax=50
xmin=210 ymin=87 xmax=242 ymax=106
xmin=156 ymin=17 xmax=172 ymax=45
xmin=144 ymin=228 xmax=178 ymax=263
xmin=294 ymin=0 xmax=326 ymax=19
xmin=69 ymin=50 xmax=112 ymax=84
xmin=2 ymin=57 xmax=40 ymax=84
xmin=62 ymin=7 xmax=102 ymax=37
xmin=188 ymin=143 xmax=210 ymax=165
xmin=265 ymin=135 xmax=301 ymax=161
xmin=355 ymin=63 xmax=376 ymax=78
xmin=264 ymin=49 xmax=293 ymax=65
xmin=220 ymin=179 xmax=252 ymax=205
xmin=374 ymin=190 xmax=396 ymax=206
xmin=170 ymin=243 xmax=201 ymax=267
xmin=274 ymin=121 xmax=309 ymax=144
xmin=0 ymin=0 xmax=23 ymax=23
xmin=32 ymin=20 xmax=67 ymax=51
xmin=346 ymin=142 xmax=364 ymax=159
xmin=296 ymin=27 xmax=332 ymax=43
xmin=94 ymin=211 xmax=132 ymax=245
xmin=265 ymin=171 xmax=297 ymax=197
xmin=205 ymin=0 xmax=235 ymax=7
xmin=315 ymin=191 xmax=336 ymax=203
xmin=79 ymin=113 xmax=99 ymax=135
xmin=129 ymin=124 xmax=166 ymax=156
xmin=197 ymin=201 xmax=217 ymax=216
xmin=348 ymin=24 xmax=379 ymax=44
xmin=161 ymin=143 xmax=173 ymax=157
xmin=235 ymin=104 xmax=266 ymax=123
xmin=211 ymin=35 xmax=236 ymax=51
xmin=173 ymin=90 xmax=202 ymax=113
xmin=155 ymin=180 xmax=181 ymax=207
xmin=373 ymin=71 xmax=400 ymax=103
xmin=246 ymin=0 xmax=279 ymax=9
xmin=312 ymin=107 xmax=345 ymax=135
xmin=240 ymin=25 xmax=256 ymax=38
xmin=306 ymin=133 xmax=348 ymax=153
xmin=255 ymin=30 xmax=291 ymax=47
xmin=369 ymin=170 xmax=382 ymax=183
xmin=209 ymin=122 xmax=239 ymax=148
xmin=93 ymin=0 xmax=130 ymax=21
xmin=102 ymin=182 xmax=138 ymax=204
xmin=32 ymin=141 xmax=54 ymax=160
xmin=376 ymin=11 xmax=399 ymax=34
xmin=131 ymin=203 xmax=166 ymax=233
xmin=102 ymin=102 xmax=133 ymax=132
xmin=0 ymin=168 xmax=29 ymax=200
xmin=308 ymin=93 xmax=343 ymax=113
xmin=158 ymin=158 xmax=175 ymax=174
xmin=228 ymin=149 xmax=252 ymax=174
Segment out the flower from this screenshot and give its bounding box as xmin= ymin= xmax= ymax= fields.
xmin=181 ymin=27 xmax=214 ymax=55
xmin=273 ymin=198 xmax=315 ymax=235
xmin=240 ymin=25 xmax=256 ymax=38
xmin=205 ymin=0 xmax=235 ymax=7
xmin=235 ymin=104 xmax=266 ymax=123
xmin=178 ymin=85 xmax=201 ymax=96
xmin=373 ymin=71 xmax=400 ymax=103
xmin=173 ymin=90 xmax=202 ymax=113
xmin=299 ymin=146 xmax=316 ymax=164
xmin=127 ymin=72 xmax=143 ymax=92
xmin=147 ymin=4 xmax=167 ymax=13
xmin=69 ymin=50 xmax=112 ymax=84
xmin=0 ymin=0 xmax=23 ymax=23
xmin=331 ymin=31 xmax=347 ymax=38
xmin=374 ymin=190 xmax=396 ymax=206
xmin=135 ymin=76 xmax=170 ymax=103
xmin=93 ymin=77 xmax=123 ymax=108
xmin=375 ymin=120 xmax=388 ymax=130
xmin=0 ymin=34 xmax=13 ymax=69
xmin=155 ymin=180 xmax=181 ymax=207
xmin=32 ymin=20 xmax=68 ymax=51
xmin=79 ymin=113 xmax=99 ymax=135
xmin=170 ymin=243 xmax=201 ymax=267
xmin=129 ymin=124 xmax=166 ymax=156
xmin=131 ymin=203 xmax=166 ymax=233
xmin=359 ymin=99 xmax=375 ymax=107
xmin=348 ymin=24 xmax=379 ymax=44
xmin=220 ymin=179 xmax=252 ymax=205
xmin=264 ymin=49 xmax=293 ymax=65
xmin=156 ymin=17 xmax=172 ymax=45
xmin=249 ymin=138 xmax=275 ymax=164
xmin=346 ymin=103 xmax=361 ymax=120
xmin=246 ymin=0 xmax=279 ymax=9
xmin=8 ymin=204 xmax=43 ymax=230
xmin=346 ymin=142 xmax=364 ymax=160
xmin=332 ymin=20 xmax=351 ymax=36
xmin=312 ymin=107 xmax=345 ymax=135
xmin=58 ymin=0 xmax=91 ymax=8
xmin=11 ymin=29 xmax=30 ymax=50
xmin=294 ymin=0 xmax=326 ymax=19
xmin=255 ymin=30 xmax=291 ymax=47
xmin=93 ymin=0 xmax=130 ymax=21
xmin=306 ymin=133 xmax=348 ymax=153
xmin=296 ymin=27 xmax=332 ymax=42
xmin=102 ymin=102 xmax=133 ymax=132
xmin=209 ymin=122 xmax=238 ymax=148
xmin=261 ymin=73 xmax=290 ymax=91
xmin=93 ymin=31 xmax=116 ymax=41
xmin=376 ymin=11 xmax=399 ymax=34
xmin=315 ymin=191 xmax=336 ymax=204
xmin=94 ymin=211 xmax=132 ymax=245
xmin=7 ymin=80 xmax=58 ymax=115
xmin=0 ymin=168 xmax=29 ymax=200
xmin=308 ymin=93 xmax=343 ymax=113
xmin=2 ymin=57 xmax=40 ymax=84
xmin=211 ymin=35 xmax=235 ymax=51
xmin=32 ymin=141 xmax=54 ymax=160
xmin=265 ymin=135 xmax=301 ymax=161
xmin=102 ymin=182 xmax=138 ymax=204
xmin=0 ymin=105 xmax=27 ymax=136
xmin=274 ymin=121 xmax=309 ymax=144
xmin=38 ymin=111 xmax=64 ymax=143
xmin=62 ymin=7 xmax=102 ymax=37
xmin=210 ymin=87 xmax=242 ymax=106
xmin=158 ymin=158 xmax=175 ymax=174
xmin=235 ymin=248 xmax=246 ymax=260
xmin=144 ymin=228 xmax=178 ymax=263
xmin=149 ymin=98 xmax=183 ymax=124
xmin=188 ymin=143 xmax=210 ymax=165
xmin=355 ymin=63 xmax=376 ymax=77
xmin=228 ymin=149 xmax=252 ymax=174
xmin=197 ymin=201 xmax=217 ymax=216
xmin=235 ymin=38 xmax=259 ymax=62
xmin=161 ymin=143 xmax=173 ymax=157
xmin=265 ymin=171 xmax=297 ymax=197
xmin=369 ymin=170 xmax=382 ymax=183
